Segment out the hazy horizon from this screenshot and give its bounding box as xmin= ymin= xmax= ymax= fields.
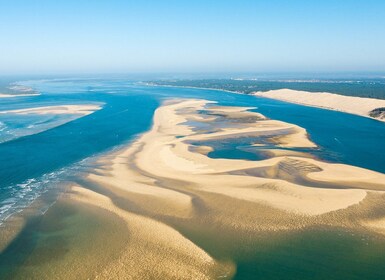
xmin=1 ymin=71 xmax=385 ymax=81
xmin=1 ymin=0 xmax=385 ymax=75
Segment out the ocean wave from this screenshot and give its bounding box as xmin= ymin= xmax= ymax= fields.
xmin=0 ymin=154 xmax=98 ymax=226
xmin=0 ymin=169 xmax=68 ymax=225
xmin=8 ymin=85 xmax=35 ymax=92
xmin=0 ymin=121 xmax=6 ymax=132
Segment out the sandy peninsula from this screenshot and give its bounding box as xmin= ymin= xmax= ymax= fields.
xmin=253 ymin=89 xmax=385 ymax=122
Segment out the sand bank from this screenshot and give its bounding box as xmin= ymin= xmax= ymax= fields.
xmin=82 ymin=98 xmax=385 ymax=230
xmin=0 ymin=104 xmax=101 ymax=115
xmin=0 ymin=93 xmax=40 ymax=98
xmin=120 ymin=100 xmax=385 ymax=215
xmin=253 ymin=89 xmax=385 ymax=122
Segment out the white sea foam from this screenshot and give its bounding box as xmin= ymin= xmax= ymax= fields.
xmin=0 ymin=121 xmax=6 ymax=132
xmin=8 ymin=85 xmax=35 ymax=92
xmin=0 ymin=167 xmax=71 ymax=225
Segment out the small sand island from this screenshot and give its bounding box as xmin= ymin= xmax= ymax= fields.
xmin=0 ymin=93 xmax=40 ymax=98
xmin=11 ymin=98 xmax=385 ymax=279
xmin=0 ymin=84 xmax=40 ymax=98
xmin=253 ymin=89 xmax=385 ymax=122
xmin=0 ymin=104 xmax=101 ymax=116
xmin=0 ymin=104 xmax=103 ymax=143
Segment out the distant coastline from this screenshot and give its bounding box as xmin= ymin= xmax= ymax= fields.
xmin=141 ymin=82 xmax=242 ymax=95
xmin=253 ymin=89 xmax=385 ymax=123
xmin=147 ymin=78 xmax=385 ymax=100
xmin=146 ymin=81 xmax=385 ymax=122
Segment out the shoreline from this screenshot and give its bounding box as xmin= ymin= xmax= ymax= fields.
xmin=141 ymin=82 xmax=243 ymax=95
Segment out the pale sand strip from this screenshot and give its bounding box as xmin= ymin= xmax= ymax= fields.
xmin=305 ymin=159 xmax=385 ymax=190
xmin=0 ymin=93 xmax=40 ymax=98
xmin=0 ymin=104 xmax=101 ymax=115
xmin=253 ymin=89 xmax=385 ymax=122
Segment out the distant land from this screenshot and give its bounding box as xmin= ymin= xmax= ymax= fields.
xmin=148 ymin=78 xmax=385 ymax=121
xmin=148 ymin=78 xmax=385 ymax=100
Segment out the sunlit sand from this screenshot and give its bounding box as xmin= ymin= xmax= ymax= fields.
xmin=0 ymin=93 xmax=40 ymax=98
xmin=0 ymin=104 xmax=101 ymax=115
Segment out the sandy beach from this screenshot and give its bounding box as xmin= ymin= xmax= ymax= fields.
xmin=253 ymin=89 xmax=385 ymax=122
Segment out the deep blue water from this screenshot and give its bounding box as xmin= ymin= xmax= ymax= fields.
xmin=0 ymin=78 xmax=384 ymax=223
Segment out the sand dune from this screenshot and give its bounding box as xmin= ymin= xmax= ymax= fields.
xmin=253 ymin=89 xmax=385 ymax=122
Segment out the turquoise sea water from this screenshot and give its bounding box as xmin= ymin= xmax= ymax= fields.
xmin=0 ymin=78 xmax=385 ymax=279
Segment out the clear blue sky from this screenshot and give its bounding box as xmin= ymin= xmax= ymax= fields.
xmin=0 ymin=0 xmax=384 ymax=74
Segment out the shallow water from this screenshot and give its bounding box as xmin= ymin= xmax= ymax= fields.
xmin=233 ymin=228 xmax=385 ymax=280
xmin=0 ymin=198 xmax=129 ymax=279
